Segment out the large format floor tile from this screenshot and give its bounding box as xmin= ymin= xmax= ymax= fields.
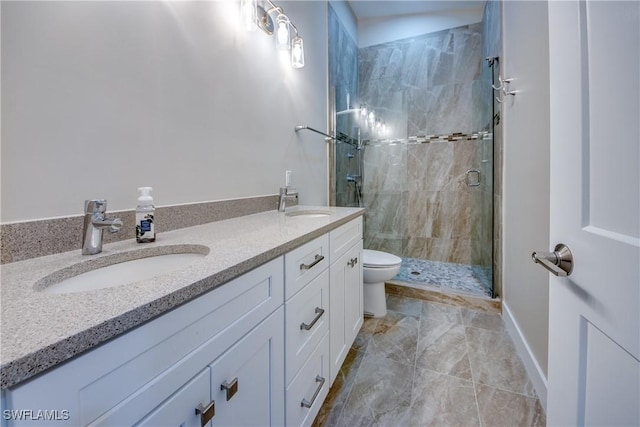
xmin=314 ymin=294 xmax=546 ymax=427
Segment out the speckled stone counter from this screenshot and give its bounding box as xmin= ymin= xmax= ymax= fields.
xmin=0 ymin=206 xmax=364 ymax=389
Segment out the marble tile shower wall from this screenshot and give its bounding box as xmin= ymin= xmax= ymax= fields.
xmin=329 ymin=5 xmax=360 ymax=208
xmin=358 ymin=23 xmax=485 ymax=138
xmin=359 ymin=23 xmax=494 ymax=266
xmin=363 ymin=139 xmax=492 ymax=265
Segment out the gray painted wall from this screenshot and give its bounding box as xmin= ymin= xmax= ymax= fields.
xmin=1 ymin=1 xmax=328 ymax=222
xmin=502 ymin=0 xmax=550 ymax=378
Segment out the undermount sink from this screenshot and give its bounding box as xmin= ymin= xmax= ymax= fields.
xmin=36 ymin=245 xmax=210 ymax=294
xmin=285 ymin=209 xmax=333 ymax=218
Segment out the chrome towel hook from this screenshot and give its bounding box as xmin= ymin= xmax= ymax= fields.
xmin=493 ymin=76 xmax=516 ymax=103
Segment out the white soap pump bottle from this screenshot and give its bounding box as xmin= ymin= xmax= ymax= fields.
xmin=136 ymin=187 xmax=156 ymax=243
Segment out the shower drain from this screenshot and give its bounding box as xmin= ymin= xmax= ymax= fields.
xmin=410 ymin=271 xmax=421 ymax=276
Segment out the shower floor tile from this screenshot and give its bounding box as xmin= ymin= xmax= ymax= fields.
xmin=393 ymin=257 xmax=493 ymax=298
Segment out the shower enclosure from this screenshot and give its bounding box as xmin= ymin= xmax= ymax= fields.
xmin=329 ymin=5 xmax=500 ymax=299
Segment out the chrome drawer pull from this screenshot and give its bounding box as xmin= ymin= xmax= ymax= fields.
xmin=301 ymin=375 xmax=326 ymax=408
xmin=195 ymin=400 xmax=215 ymax=426
xmin=300 ymin=307 xmax=325 ymax=330
xmin=348 ymin=257 xmax=358 ymax=268
xmin=300 ymin=254 xmax=324 ymax=271
xmin=221 ymin=377 xmax=239 ymax=401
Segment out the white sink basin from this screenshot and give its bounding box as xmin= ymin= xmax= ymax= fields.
xmin=285 ymin=209 xmax=333 ymax=218
xmin=37 ymin=245 xmax=209 ymax=294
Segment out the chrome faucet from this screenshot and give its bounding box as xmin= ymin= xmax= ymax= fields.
xmin=82 ymin=199 xmax=123 ymax=255
xmin=278 ymin=187 xmax=299 ymax=212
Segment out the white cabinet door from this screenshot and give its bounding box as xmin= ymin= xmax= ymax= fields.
xmin=329 ymin=240 xmax=363 ymax=385
xmin=344 ymin=240 xmax=363 ymax=352
xmin=209 ymin=307 xmax=285 ymax=427
xmin=136 ymin=369 xmax=212 ymax=427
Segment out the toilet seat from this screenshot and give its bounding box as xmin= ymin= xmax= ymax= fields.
xmin=363 ymin=249 xmax=402 ymax=268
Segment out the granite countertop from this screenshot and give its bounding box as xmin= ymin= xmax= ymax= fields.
xmin=0 ymin=206 xmax=364 ymax=389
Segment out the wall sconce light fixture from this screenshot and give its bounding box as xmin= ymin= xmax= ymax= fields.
xmin=241 ymin=0 xmax=258 ymax=32
xmin=242 ymin=0 xmax=305 ymax=68
xmin=276 ymin=14 xmax=291 ymax=50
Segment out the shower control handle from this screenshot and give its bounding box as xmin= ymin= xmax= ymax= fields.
xmin=466 ymin=169 xmax=481 ymax=187
xmin=532 ymin=244 xmax=573 ymax=276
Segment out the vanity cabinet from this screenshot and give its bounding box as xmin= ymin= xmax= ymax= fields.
xmin=4 ymin=257 xmax=285 ymax=427
xmin=3 ymin=215 xmax=364 ymax=427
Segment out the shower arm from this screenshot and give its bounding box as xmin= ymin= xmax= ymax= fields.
xmin=294 ymin=125 xmax=360 ymax=148
xmin=294 ymin=125 xmax=338 ymax=142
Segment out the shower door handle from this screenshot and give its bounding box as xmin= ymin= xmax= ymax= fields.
xmin=466 ymin=169 xmax=481 ymax=187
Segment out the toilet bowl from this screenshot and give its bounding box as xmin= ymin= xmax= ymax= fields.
xmin=362 ymin=249 xmax=402 ymax=317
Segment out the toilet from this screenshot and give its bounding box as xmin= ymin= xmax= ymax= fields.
xmin=362 ymin=249 xmax=402 ymax=317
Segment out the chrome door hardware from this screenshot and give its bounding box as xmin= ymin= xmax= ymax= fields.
xmin=492 ymin=76 xmax=516 ymax=103
xmin=195 ymin=400 xmax=215 ymax=426
xmin=300 ymin=307 xmax=325 ymax=330
xmin=300 ymin=254 xmax=325 ymax=271
xmin=466 ymin=169 xmax=481 ymax=187
xmin=300 ymin=375 xmax=326 ymax=408
xmin=532 ymin=243 xmax=574 ymax=276
xmin=221 ymin=377 xmax=239 ymax=401
xmin=347 ymin=257 xmax=358 ymax=268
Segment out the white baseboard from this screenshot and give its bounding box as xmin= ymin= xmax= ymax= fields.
xmin=502 ymin=301 xmax=548 ymax=413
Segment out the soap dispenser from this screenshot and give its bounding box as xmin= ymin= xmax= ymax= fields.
xmin=136 ymin=187 xmax=156 ymax=243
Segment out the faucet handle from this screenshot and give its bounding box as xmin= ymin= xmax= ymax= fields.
xmin=285 ymin=187 xmax=298 ymax=195
xmin=109 ymin=218 xmax=123 ymax=233
xmin=85 ymin=199 xmax=107 ymax=214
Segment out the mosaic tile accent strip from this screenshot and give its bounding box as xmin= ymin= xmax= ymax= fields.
xmin=364 ymin=131 xmax=493 ymax=147
xmin=392 ymin=257 xmax=492 ymax=298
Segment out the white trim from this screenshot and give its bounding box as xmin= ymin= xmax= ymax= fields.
xmin=502 ymin=301 xmax=548 ymax=413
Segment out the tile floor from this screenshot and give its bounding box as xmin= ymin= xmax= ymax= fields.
xmin=314 ymin=294 xmax=545 ymax=427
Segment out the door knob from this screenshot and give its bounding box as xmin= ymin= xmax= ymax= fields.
xmin=532 ymin=243 xmax=573 ymax=276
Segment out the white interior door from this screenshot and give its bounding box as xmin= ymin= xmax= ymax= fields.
xmin=546 ymin=1 xmax=640 ymax=425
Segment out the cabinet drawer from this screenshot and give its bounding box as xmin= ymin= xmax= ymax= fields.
xmin=285 ymin=270 xmax=329 ymax=384
xmin=329 ymin=217 xmax=362 ymax=263
xmin=285 ymin=234 xmax=329 ymax=300
xmin=285 ymin=333 xmax=330 ymax=427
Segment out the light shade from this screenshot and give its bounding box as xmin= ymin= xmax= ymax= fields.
xmin=241 ymin=0 xmax=257 ymax=31
xmin=291 ymin=36 xmax=304 ymax=68
xmin=276 ymin=14 xmax=290 ymax=50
